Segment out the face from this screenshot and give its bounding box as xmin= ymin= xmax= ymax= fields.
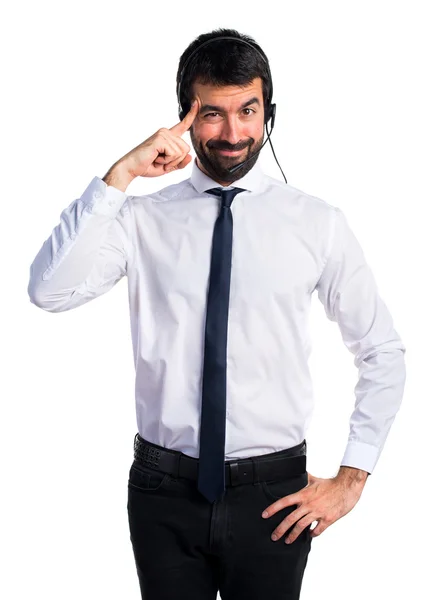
xmin=189 ymin=77 xmax=265 ymax=186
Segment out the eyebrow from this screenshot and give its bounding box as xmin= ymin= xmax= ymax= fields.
xmin=199 ymin=96 xmax=260 ymax=115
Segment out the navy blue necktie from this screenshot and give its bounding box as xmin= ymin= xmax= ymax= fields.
xmin=197 ymin=186 xmax=246 ymax=504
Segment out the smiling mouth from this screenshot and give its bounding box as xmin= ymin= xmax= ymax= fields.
xmin=215 ymin=148 xmax=245 ymax=155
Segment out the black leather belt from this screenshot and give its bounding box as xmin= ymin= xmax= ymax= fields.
xmin=133 ymin=433 xmax=307 ymax=487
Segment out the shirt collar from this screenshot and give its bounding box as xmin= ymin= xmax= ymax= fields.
xmin=190 ymin=157 xmax=266 ymax=194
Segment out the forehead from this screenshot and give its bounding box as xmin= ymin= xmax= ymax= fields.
xmin=192 ymin=76 xmax=263 ymax=107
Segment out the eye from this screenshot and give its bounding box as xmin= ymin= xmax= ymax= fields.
xmin=204 ymin=108 xmax=256 ymax=119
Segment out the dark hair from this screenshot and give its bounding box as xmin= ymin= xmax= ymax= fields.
xmin=176 ymin=28 xmax=271 ymax=119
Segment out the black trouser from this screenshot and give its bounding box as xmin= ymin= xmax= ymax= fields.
xmin=127 ymin=437 xmax=312 ymax=599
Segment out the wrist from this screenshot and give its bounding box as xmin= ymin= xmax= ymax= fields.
xmin=336 ymin=466 xmax=369 ymax=486
xmin=102 ymin=161 xmax=134 ymax=192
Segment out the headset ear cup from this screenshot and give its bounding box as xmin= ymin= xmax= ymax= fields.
xmin=269 ymin=103 xmax=276 ymax=129
xmin=264 ymin=103 xmax=272 ymax=125
xmin=179 ymin=101 xmax=189 ymax=121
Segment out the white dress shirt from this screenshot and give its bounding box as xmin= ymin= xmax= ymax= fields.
xmin=28 ymin=158 xmax=406 ymax=474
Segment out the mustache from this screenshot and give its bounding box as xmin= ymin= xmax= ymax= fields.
xmin=207 ymin=139 xmax=253 ymax=151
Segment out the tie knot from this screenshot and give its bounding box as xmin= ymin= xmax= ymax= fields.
xmin=205 ymin=187 xmax=245 ymax=208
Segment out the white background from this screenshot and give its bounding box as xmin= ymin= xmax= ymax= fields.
xmin=2 ymin=1 xmax=424 ymax=598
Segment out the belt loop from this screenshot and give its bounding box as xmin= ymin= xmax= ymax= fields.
xmin=251 ymin=457 xmax=259 ymax=484
xmin=229 ymin=462 xmax=239 ymax=485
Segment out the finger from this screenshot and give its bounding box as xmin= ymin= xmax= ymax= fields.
xmin=169 ymin=98 xmax=199 ymax=137
xmin=153 ymin=137 xmax=182 ymax=167
xmin=165 ymin=153 xmax=192 ymax=172
xmin=262 ymin=495 xmax=293 ymax=518
xmin=310 ymin=520 xmax=322 ymax=536
xmin=164 ymin=155 xmax=186 ymax=171
xmin=166 ymin=133 xmax=190 ymax=157
xmin=271 ymin=507 xmax=307 ymax=541
xmin=283 ymin=518 xmax=313 ymax=544
xmin=176 ymin=154 xmax=192 ymax=169
xmin=163 ymin=138 xmax=190 ymax=170
xmin=154 ymin=129 xmax=188 ymax=162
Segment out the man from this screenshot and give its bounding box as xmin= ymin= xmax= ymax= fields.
xmin=28 ymin=28 xmax=406 ymax=600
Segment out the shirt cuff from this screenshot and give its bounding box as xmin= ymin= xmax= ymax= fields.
xmin=81 ymin=176 xmax=129 ymax=218
xmin=340 ymin=440 xmax=380 ymax=474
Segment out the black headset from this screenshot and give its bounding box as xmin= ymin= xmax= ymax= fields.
xmin=176 ymin=36 xmax=287 ymax=182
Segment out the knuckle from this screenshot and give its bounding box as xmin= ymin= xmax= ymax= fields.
xmin=280 ymin=523 xmax=289 ymax=535
xmin=290 ymin=523 xmax=299 ymax=534
xmin=176 ymin=151 xmax=188 ymax=163
xmin=173 ymin=134 xmax=187 ymax=147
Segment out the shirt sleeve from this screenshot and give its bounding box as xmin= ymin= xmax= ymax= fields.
xmin=27 ymin=176 xmax=131 ymax=313
xmin=315 ymin=207 xmax=407 ymax=475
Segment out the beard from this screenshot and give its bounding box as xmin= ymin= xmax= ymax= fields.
xmin=189 ymin=128 xmax=264 ymax=184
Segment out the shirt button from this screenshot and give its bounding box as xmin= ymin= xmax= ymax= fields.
xmin=93 ymin=191 xmax=102 ymax=199
xmin=108 ymin=199 xmax=114 ymax=206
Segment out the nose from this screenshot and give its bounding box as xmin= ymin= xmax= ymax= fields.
xmin=218 ymin=115 xmax=243 ymax=147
